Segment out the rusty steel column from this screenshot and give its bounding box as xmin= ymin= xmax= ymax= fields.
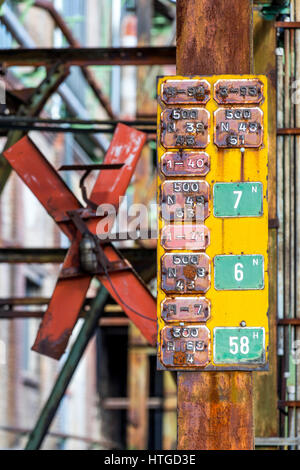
xmin=176 ymin=0 xmax=254 ymax=450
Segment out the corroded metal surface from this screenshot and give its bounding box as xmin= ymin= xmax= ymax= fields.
xmin=160 ymin=224 xmax=210 ymax=250
xmin=214 ymin=107 xmax=264 ymax=148
xmin=161 ymin=180 xmax=210 ymax=222
xmin=0 ymin=46 xmax=176 ymax=67
xmin=214 ymin=108 xmax=264 ymax=148
xmin=161 ymin=252 xmax=211 ymax=294
xmin=161 ymin=297 xmax=210 ymax=323
xmin=177 ymin=371 xmax=254 ymax=449
xmin=160 ymin=151 xmax=210 ymax=177
xmin=3 ymin=125 xmax=157 ymax=359
xmin=160 ymin=108 xmax=210 ymax=149
xmin=175 ymin=0 xmax=256 ymax=451
xmin=161 ymin=79 xmax=210 ymax=105
xmin=214 ymin=79 xmax=264 ymax=105
xmin=160 ymin=325 xmax=210 ymax=368
xmin=176 ymin=0 xmax=252 ymax=75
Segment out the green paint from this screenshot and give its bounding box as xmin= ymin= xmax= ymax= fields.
xmin=25 ymin=285 xmax=109 ymax=450
xmin=214 ymin=327 xmax=265 ymax=364
xmin=214 ymin=254 xmax=264 ymax=290
xmin=213 ymin=182 xmax=263 ymax=217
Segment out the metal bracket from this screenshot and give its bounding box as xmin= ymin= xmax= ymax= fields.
xmin=59 ymin=163 xmax=124 ymax=210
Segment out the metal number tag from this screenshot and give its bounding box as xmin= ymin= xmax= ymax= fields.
xmin=161 ymin=252 xmax=211 ymax=294
xmin=160 ymin=325 xmax=210 ymax=367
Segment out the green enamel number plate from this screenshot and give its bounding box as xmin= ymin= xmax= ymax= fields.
xmin=213 ymin=182 xmax=263 ymax=217
xmin=214 ymin=254 xmax=264 ymax=290
xmin=213 ymin=327 xmax=265 ymax=364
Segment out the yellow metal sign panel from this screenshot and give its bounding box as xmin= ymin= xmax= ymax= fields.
xmin=157 ymin=75 xmax=269 ymax=371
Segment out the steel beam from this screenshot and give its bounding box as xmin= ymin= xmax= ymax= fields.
xmin=33 ymin=0 xmax=115 ymax=118
xmin=0 ymin=62 xmax=69 ymax=193
xmin=0 ymin=248 xmax=67 ymax=263
xmin=176 ymin=0 xmax=254 ymax=451
xmin=3 ymin=127 xmax=157 ymax=359
xmin=0 ymin=47 xmax=176 ymax=67
xmin=0 ymin=247 xmax=156 ymax=266
xmin=275 ymin=21 xmax=300 ymax=28
xmin=25 ymin=285 xmax=109 ymax=450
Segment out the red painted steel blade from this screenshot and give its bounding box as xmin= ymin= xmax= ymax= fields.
xmin=3 ymin=136 xmax=81 ymax=238
xmin=2 ymin=129 xmax=155 ymax=359
xmin=90 ymin=123 xmax=147 ymax=208
xmin=98 ymin=245 xmax=157 ymax=346
xmin=31 ymin=237 xmax=92 ymax=359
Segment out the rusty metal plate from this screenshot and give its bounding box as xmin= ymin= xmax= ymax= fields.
xmin=161 ymin=79 xmax=210 ymax=105
xmin=214 ymin=79 xmax=264 ymax=105
xmin=214 ymin=107 xmax=263 ymax=148
xmin=161 ymin=252 xmax=211 ymax=294
xmin=160 ymin=325 xmax=210 ymax=367
xmin=160 ymin=108 xmax=210 ymax=149
xmin=161 ymin=296 xmax=210 ymax=323
xmin=161 ymin=180 xmax=210 ymax=222
xmin=160 ymin=151 xmax=210 ymax=177
xmin=160 ymin=224 xmax=210 ymax=250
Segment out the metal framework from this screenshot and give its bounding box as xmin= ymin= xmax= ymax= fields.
xmin=0 ymin=0 xmax=294 ymax=451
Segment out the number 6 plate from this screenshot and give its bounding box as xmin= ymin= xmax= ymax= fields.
xmin=214 ymin=254 xmax=264 ymax=290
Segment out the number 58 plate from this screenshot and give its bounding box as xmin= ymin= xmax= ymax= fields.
xmin=213 ymin=327 xmax=265 ymax=364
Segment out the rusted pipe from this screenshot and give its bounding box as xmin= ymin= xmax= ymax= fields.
xmin=33 ymin=0 xmax=115 ymax=118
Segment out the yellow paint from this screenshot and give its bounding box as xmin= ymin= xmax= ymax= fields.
xmin=157 ymin=75 xmax=269 ymax=371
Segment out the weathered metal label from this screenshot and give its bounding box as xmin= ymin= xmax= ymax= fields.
xmin=157 ymin=74 xmax=269 ymax=372
xmin=161 ymin=180 xmax=210 ymax=222
xmin=160 ymin=151 xmax=210 ymax=177
xmin=213 ymin=327 xmax=265 ymax=364
xmin=214 ymin=79 xmax=264 ymax=105
xmin=161 ymin=108 xmax=210 ymax=149
xmin=161 ymin=224 xmax=210 ymax=250
xmin=214 ymin=255 xmax=264 ymax=290
xmin=214 ymin=107 xmax=263 ymax=148
xmin=161 ymin=252 xmax=211 ymax=294
xmin=213 ymin=182 xmax=263 ymax=217
xmin=161 ymin=79 xmax=210 ymax=105
xmin=160 ymin=325 xmax=210 ymax=367
xmin=161 ymin=297 xmax=210 ymax=323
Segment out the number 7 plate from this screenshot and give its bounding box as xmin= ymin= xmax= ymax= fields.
xmin=213 ymin=182 xmax=263 ymax=217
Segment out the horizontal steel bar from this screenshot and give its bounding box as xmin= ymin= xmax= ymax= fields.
xmin=277 ymin=318 xmax=300 ymax=325
xmin=0 ymin=308 xmax=130 ymax=326
xmin=0 ymin=247 xmax=156 ymax=264
xmin=0 ymin=297 xmax=50 ymax=306
xmin=0 ymin=247 xmax=67 ymax=263
xmin=99 ymin=317 xmax=129 ymax=326
xmin=0 ymin=124 xmax=156 ymax=134
xmin=0 ymin=310 xmax=46 ymax=318
xmin=278 ymin=401 xmax=300 ymax=407
xmin=59 ymin=164 xmax=124 ymax=171
xmin=102 ymin=397 xmax=175 ymax=410
xmin=0 ymin=116 xmax=157 ymax=126
xmin=0 ymin=46 xmax=176 ymax=67
xmin=277 ymin=128 xmax=300 ymax=135
xmin=0 ymin=424 xmax=120 ymax=449
xmin=275 ymin=21 xmax=300 ymax=29
xmin=255 ymin=437 xmax=300 ymax=446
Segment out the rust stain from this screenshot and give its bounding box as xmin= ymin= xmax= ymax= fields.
xmin=32 ymin=328 xmax=73 ymax=360
xmin=177 ymin=371 xmax=253 ymax=450
xmin=183 ymin=265 xmax=197 ymax=280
